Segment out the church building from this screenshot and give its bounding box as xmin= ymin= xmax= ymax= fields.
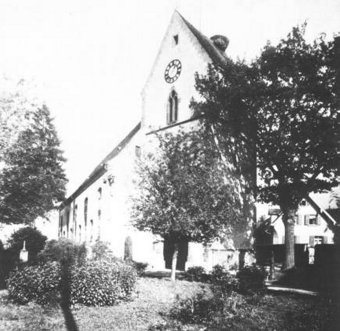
xmin=59 ymin=11 xmax=243 ymax=271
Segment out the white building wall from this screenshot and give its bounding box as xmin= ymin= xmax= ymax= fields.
xmin=142 ymin=11 xmax=211 ymax=132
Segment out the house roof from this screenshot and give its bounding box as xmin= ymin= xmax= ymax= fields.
xmin=60 ymin=122 xmax=141 ymax=209
xmin=177 ymin=11 xmax=231 ymax=70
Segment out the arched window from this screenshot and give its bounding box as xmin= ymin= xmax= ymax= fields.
xmin=167 ymin=90 xmax=178 ymax=125
xmin=84 ymin=198 xmax=88 ymax=223
xmin=79 ymin=224 xmax=82 ymax=242
xmin=66 ymin=210 xmax=70 ymax=238
xmin=73 ymin=204 xmax=78 ymax=240
xmin=90 ymin=220 xmax=94 ymax=242
xmin=84 ymin=198 xmax=88 ymax=241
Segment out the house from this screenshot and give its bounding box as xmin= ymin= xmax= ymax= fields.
xmin=255 ymin=190 xmax=338 ymax=266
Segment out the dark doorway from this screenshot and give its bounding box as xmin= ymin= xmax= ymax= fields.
xmin=163 ymin=239 xmax=188 ymax=270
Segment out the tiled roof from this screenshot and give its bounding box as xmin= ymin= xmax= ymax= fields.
xmin=178 ymin=11 xmax=231 ymax=70
xmin=60 ymin=122 xmax=141 ymax=209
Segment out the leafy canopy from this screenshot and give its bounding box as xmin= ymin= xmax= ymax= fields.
xmin=192 ymin=24 xmax=338 ymax=211
xmin=131 ymin=129 xmax=243 ymax=243
xmin=0 ymin=81 xmax=67 ymax=224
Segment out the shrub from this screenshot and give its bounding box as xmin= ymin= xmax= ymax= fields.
xmin=70 ymin=260 xmax=137 ymax=306
xmin=8 ymin=227 xmax=47 ymax=263
xmin=236 ymin=265 xmax=266 ymax=295
xmin=129 ymin=261 xmax=148 ymax=276
xmin=38 ymin=238 xmax=86 ymax=265
xmin=209 ymin=264 xmax=238 ymax=295
xmin=184 ymin=266 xmax=207 ymax=282
xmin=7 ymin=258 xmax=137 ymax=306
xmin=91 ymin=239 xmax=114 ymax=261
xmin=7 ymin=261 xmax=61 ymax=305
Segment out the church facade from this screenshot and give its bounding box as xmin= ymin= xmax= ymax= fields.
xmin=59 ymin=11 xmax=336 ymax=271
xmin=59 ymin=11 xmax=242 ymax=271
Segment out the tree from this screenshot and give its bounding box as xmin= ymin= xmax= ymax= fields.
xmin=192 ymin=25 xmax=338 ymax=269
xmin=131 ymin=129 xmax=243 ymax=280
xmin=8 ymin=226 xmax=47 ymax=263
xmin=0 ymin=84 xmax=67 ymax=224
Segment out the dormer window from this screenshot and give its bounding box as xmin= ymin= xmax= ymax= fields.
xmin=167 ymin=90 xmax=178 ymax=125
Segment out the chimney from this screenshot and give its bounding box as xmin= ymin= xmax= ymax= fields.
xmin=210 ymin=35 xmax=229 ymax=53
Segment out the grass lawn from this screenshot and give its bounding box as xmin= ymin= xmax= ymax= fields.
xmin=0 ymin=277 xmax=337 ymax=331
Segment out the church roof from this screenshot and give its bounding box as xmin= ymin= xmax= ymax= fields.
xmin=177 ymin=11 xmax=230 ymax=70
xmin=60 ymin=122 xmax=141 ymax=209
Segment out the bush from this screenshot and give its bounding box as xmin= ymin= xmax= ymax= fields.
xmin=184 ymin=266 xmax=207 ymax=282
xmin=129 ymin=261 xmax=148 ymax=276
xmin=91 ymin=239 xmax=114 ymax=261
xmin=70 ymin=260 xmax=137 ymax=306
xmin=38 ymin=238 xmax=86 ymax=265
xmin=7 ymin=261 xmax=61 ymax=305
xmin=236 ymin=265 xmax=266 ymax=295
xmin=7 ymin=258 xmax=137 ymax=306
xmin=8 ymin=226 xmax=47 ymax=264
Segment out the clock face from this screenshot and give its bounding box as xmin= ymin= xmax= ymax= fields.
xmin=164 ymin=59 xmax=182 ymax=83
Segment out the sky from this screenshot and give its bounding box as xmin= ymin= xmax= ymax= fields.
xmin=1 ymin=0 xmax=339 ymax=195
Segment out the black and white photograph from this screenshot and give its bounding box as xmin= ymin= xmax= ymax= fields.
xmin=0 ymin=0 xmax=339 ymax=330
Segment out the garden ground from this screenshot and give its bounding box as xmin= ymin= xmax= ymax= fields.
xmin=0 ymin=276 xmax=337 ymax=331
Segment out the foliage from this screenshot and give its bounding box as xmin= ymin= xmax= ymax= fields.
xmin=70 ymin=260 xmax=137 ymax=306
xmin=236 ymin=265 xmax=266 ymax=295
xmin=90 ymin=239 xmax=115 ymax=261
xmin=8 ymin=226 xmax=47 ymax=263
xmin=37 ymin=238 xmax=86 ymax=265
xmin=129 ymin=261 xmax=148 ymax=276
xmin=1 ymin=276 xmax=338 ymax=331
xmin=6 ymin=258 xmax=137 ymax=306
xmin=165 ymin=285 xmax=336 ymax=330
xmin=132 ymin=129 xmax=242 ymax=242
xmin=192 ymin=25 xmax=338 ymax=268
xmin=7 ymin=261 xmax=61 ymax=305
xmin=184 ymin=266 xmax=208 ymax=282
xmin=131 ymin=129 xmax=244 ymax=279
xmin=0 ymin=83 xmax=67 ymax=224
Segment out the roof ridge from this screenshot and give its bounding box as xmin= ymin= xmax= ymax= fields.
xmin=60 ymin=122 xmax=141 ymax=208
xmin=177 ymin=11 xmax=230 ymax=70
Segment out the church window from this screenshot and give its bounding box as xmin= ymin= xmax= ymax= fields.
xmin=90 ymin=220 xmax=93 ymax=242
xmin=98 ymin=187 xmax=102 ymax=200
xmin=66 ymin=210 xmax=70 ymax=237
xmin=84 ymin=198 xmax=88 ymax=224
xmin=97 ymin=209 xmax=101 ymax=239
xmin=73 ymin=204 xmax=78 ymax=239
xmin=135 ymin=145 xmax=141 ymax=158
xmin=173 ymin=34 xmax=179 ymax=46
xmin=79 ymin=224 xmax=82 ymax=242
xmin=167 ymin=90 xmax=178 ymax=125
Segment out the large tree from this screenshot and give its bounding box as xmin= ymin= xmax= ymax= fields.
xmin=192 ymin=25 xmax=338 ymax=269
xmin=0 ymin=83 xmax=67 ymax=225
xmin=131 ymin=129 xmax=244 ymax=280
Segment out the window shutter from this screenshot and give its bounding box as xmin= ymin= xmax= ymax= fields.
xmin=316 ymin=215 xmax=321 ymax=226
xmin=304 ymin=215 xmax=309 ymax=225
xmin=309 ymin=236 xmax=315 ymax=246
xmin=297 ymin=214 xmax=303 ymax=225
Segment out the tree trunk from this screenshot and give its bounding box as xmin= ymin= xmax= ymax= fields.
xmin=282 ymin=209 xmax=296 ymax=270
xmin=170 ymin=243 xmax=179 ymax=281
